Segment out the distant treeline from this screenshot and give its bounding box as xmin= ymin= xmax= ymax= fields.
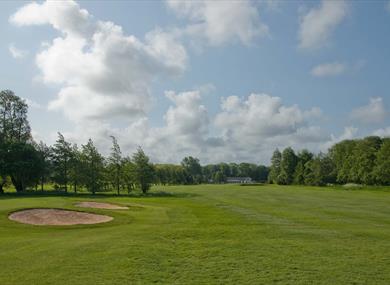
xmin=155 ymin=159 xmax=269 ymax=185
xmin=268 ymin=136 xmax=390 ymax=186
xmin=1 ymin=89 xmax=389 ymax=195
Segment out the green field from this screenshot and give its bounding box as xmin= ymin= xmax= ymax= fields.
xmin=1 ymin=184 xmax=390 ymax=284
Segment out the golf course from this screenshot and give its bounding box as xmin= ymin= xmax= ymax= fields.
xmin=1 ymin=184 xmax=389 ymax=284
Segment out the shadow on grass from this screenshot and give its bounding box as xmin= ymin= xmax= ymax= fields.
xmin=0 ymin=190 xmax=199 ymax=200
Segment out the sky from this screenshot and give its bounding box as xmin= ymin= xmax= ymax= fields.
xmin=0 ymin=0 xmax=389 ymax=165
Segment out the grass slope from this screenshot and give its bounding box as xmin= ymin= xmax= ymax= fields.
xmin=0 ymin=184 xmax=390 ymax=284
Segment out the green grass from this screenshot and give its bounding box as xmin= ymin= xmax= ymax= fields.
xmin=1 ymin=184 xmax=390 ymax=284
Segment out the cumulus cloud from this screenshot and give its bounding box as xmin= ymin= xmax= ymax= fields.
xmin=166 ymin=0 xmax=268 ymax=46
xmin=311 ymin=62 xmax=346 ymax=77
xmin=373 ymin=127 xmax=390 ymax=137
xmin=8 ymin=43 xmax=28 ymax=59
xmin=350 ymin=97 xmax=387 ymax=124
xmin=11 ymin=0 xmax=187 ymax=122
xmin=299 ymin=0 xmax=348 ymax=50
xmin=320 ymin=126 xmax=358 ymax=151
xmin=11 ymin=1 xmax=337 ymax=164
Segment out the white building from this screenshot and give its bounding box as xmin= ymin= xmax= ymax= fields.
xmin=226 ymin=177 xmax=252 ymax=184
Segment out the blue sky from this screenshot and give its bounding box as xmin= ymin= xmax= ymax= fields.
xmin=0 ymin=0 xmax=389 ymax=164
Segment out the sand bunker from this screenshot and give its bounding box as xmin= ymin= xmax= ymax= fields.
xmin=9 ymin=209 xmax=113 ymax=226
xmin=75 ymin=201 xmax=129 ymax=210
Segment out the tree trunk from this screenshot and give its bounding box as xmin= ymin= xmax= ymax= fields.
xmin=11 ymin=176 xmax=24 ymax=192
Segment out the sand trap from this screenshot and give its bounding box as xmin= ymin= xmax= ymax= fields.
xmin=75 ymin=201 xmax=129 ymax=210
xmin=9 ymin=209 xmax=113 ymax=226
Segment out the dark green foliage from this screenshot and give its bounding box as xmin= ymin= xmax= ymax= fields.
xmin=277 ymin=147 xmax=297 ymax=185
xmin=51 ymin=133 xmax=73 ymax=192
xmin=133 ymin=147 xmax=154 ymax=194
xmin=304 ymin=154 xmax=335 ymax=186
xmin=181 ymin=156 xmax=202 ymax=184
xmin=3 ymin=142 xmax=43 ymax=192
xmin=107 ymin=136 xmax=124 ymax=195
xmin=80 ymin=139 xmax=105 ymax=194
xmin=268 ymin=149 xmax=281 ymax=184
xmin=373 ymin=138 xmax=390 ymax=185
xmin=0 ymin=90 xmax=31 ymax=144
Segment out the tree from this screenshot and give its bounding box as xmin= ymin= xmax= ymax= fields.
xmin=80 ymin=139 xmax=105 ymax=194
xmin=6 ymin=142 xmax=43 ymax=192
xmin=133 ymin=147 xmax=154 ymax=194
xmin=329 ymin=140 xmax=357 ymax=184
xmin=36 ymin=141 xmax=51 ymax=191
xmin=213 ymin=170 xmax=226 ymax=183
xmin=304 ymin=153 xmax=335 ymax=186
xmin=69 ymin=144 xmax=83 ymax=193
xmin=181 ymin=156 xmax=202 ymax=184
xmin=294 ymin=150 xmax=313 ymax=184
xmin=277 ymin=147 xmax=297 ymax=185
xmin=0 ymin=143 xmax=9 ymax=193
xmin=108 ymin=136 xmax=123 ymax=195
xmin=51 ymin=133 xmax=73 ymax=192
xmin=122 ymin=157 xmax=135 ymax=193
xmin=373 ymin=138 xmax=390 ymax=185
xmin=350 ymin=137 xmax=382 ymax=185
xmin=0 ymin=90 xmax=31 ymax=144
xmin=268 ymin=149 xmax=281 ymax=184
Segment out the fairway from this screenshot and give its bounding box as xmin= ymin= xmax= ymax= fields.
xmin=1 ymin=185 xmax=390 ymax=284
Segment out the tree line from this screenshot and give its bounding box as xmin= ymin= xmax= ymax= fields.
xmin=268 ymin=136 xmax=390 ymax=186
xmin=0 ymin=90 xmax=154 ymax=194
xmin=1 ymin=89 xmax=389 ymax=194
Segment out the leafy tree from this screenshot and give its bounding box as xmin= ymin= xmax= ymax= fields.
xmin=181 ymin=156 xmax=202 ymax=184
xmin=108 ymin=136 xmax=123 ymax=195
xmin=51 ymin=133 xmax=73 ymax=192
xmin=133 ymin=147 xmax=154 ymax=194
xmin=329 ymin=140 xmax=357 ymax=184
xmin=304 ymin=154 xmax=335 ymax=186
xmin=373 ymin=138 xmax=390 ymax=185
xmin=122 ymin=157 xmax=135 ymax=193
xmin=35 ymin=141 xmax=51 ymax=191
xmin=69 ymin=144 xmax=83 ymax=193
xmin=350 ymin=137 xmax=382 ymax=185
xmin=5 ymin=142 xmax=43 ymax=192
xmin=0 ymin=90 xmax=31 ymax=144
xmin=277 ymin=147 xmax=297 ymax=185
xmin=80 ymin=139 xmax=105 ymax=194
xmin=213 ymin=170 xmax=226 ymax=183
xmin=268 ymin=149 xmax=281 ymax=184
xmin=294 ymin=149 xmax=313 ymax=184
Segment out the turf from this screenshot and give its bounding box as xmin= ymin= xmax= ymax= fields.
xmin=0 ymin=184 xmax=390 ymax=284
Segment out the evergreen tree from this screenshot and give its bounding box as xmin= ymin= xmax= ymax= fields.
xmin=108 ymin=136 xmax=123 ymax=195
xmin=133 ymin=147 xmax=154 ymax=194
xmin=51 ymin=133 xmax=72 ymax=192
xmin=80 ymin=139 xmax=105 ymax=194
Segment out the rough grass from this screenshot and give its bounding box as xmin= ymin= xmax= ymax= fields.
xmin=0 ymin=184 xmax=390 ymax=284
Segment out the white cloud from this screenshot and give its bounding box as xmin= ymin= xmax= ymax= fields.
xmin=166 ymin=0 xmax=269 ymax=46
xmin=299 ymin=0 xmax=348 ymax=50
xmin=10 ymin=1 xmax=345 ymax=164
xmin=320 ymin=126 xmax=358 ymax=151
xmin=8 ymin=43 xmax=28 ymax=59
xmin=311 ymin=62 xmax=346 ymax=77
xmin=350 ymin=97 xmax=387 ymax=124
xmin=373 ymin=127 xmax=390 ymax=137
xmin=11 ymin=0 xmax=187 ymax=123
